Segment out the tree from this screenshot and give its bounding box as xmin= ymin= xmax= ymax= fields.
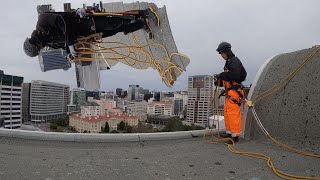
xmin=104 ymin=122 xmax=110 ymax=133
xmin=118 ymin=121 xmax=126 ymax=131
xmin=162 ymin=119 xmax=184 ymax=132
xmin=126 ymin=125 xmax=133 ymax=133
xmin=50 ymin=123 xmax=57 ymax=130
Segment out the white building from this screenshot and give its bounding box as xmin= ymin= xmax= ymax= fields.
xmin=30 ymin=80 xmax=69 ymax=122
xmin=187 ymin=75 xmax=213 ymax=126
xmin=174 ymin=91 xmax=188 ymax=108
xmin=126 ymin=101 xmax=147 ymax=115
xmin=147 ymin=102 xmax=174 ymax=116
xmin=0 ymin=72 xmax=23 ymax=129
xmin=80 ymin=102 xmax=104 ymax=117
xmin=173 ymin=91 xmax=188 ymax=116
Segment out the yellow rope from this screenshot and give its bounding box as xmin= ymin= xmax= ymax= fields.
xmin=148 ymin=7 xmax=160 ymax=27
xmin=251 ymin=47 xmax=320 ymax=103
xmin=204 ymin=80 xmax=320 ymax=180
xmin=73 ymin=32 xmax=189 ymax=87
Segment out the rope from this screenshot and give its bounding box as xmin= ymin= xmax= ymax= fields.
xmin=71 ymin=8 xmax=190 ymax=87
xmin=251 ymin=47 xmax=320 ymax=104
xmin=204 ymin=79 xmax=320 ymax=180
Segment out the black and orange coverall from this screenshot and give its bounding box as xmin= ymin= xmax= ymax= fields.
xmin=216 ymin=56 xmax=246 ymax=137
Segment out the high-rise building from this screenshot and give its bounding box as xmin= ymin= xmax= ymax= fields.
xmin=86 ymin=91 xmax=100 ymax=100
xmin=173 ymin=98 xmax=183 ymax=116
xmin=153 ymin=91 xmax=160 ymax=101
xmin=67 ymin=89 xmax=86 ymax=114
xmin=22 ymin=83 xmax=31 ymax=122
xmin=128 ymin=85 xmax=144 ymax=101
xmin=0 ymin=71 xmax=23 ymax=129
xmin=30 ymin=80 xmax=69 ymax=122
xmin=121 ymin=90 xmax=127 ymax=98
xmin=186 ymin=75 xmax=213 ymax=126
xmin=174 ymin=91 xmax=188 ymax=117
xmin=116 ymin=88 xmax=122 ymax=97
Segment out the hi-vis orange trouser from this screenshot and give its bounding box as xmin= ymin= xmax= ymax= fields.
xmin=223 ymin=81 xmax=244 ymax=137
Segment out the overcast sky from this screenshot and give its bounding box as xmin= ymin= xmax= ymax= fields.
xmin=1 ymin=0 xmax=319 ymax=92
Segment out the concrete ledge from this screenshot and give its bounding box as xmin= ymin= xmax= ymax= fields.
xmin=0 ymin=128 xmax=221 ymax=143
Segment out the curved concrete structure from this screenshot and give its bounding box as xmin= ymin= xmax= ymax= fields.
xmin=243 ymin=46 xmax=320 ymax=145
xmin=0 ymin=128 xmax=214 ymax=142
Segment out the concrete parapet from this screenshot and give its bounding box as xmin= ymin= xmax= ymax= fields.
xmin=0 ymin=128 xmax=217 ymax=143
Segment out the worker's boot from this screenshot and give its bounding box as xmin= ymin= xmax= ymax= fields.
xmin=225 ymin=136 xmax=239 ymax=145
xmin=219 ymin=133 xmax=231 ymax=138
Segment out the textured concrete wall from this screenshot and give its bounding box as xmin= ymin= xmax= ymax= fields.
xmin=243 ymin=46 xmax=320 ymax=145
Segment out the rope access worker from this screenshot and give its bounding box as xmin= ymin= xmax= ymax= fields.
xmin=214 ymin=42 xmax=247 ymax=145
xmin=23 ymin=8 xmax=154 ymax=60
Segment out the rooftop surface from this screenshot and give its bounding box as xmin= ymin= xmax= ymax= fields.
xmin=0 ymin=136 xmax=318 ymax=180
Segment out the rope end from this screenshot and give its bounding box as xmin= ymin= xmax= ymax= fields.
xmin=246 ymin=100 xmax=253 ymax=107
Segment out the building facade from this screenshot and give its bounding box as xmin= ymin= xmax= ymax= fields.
xmin=186 ymin=75 xmax=213 ymax=126
xmin=22 ymin=83 xmax=31 ymax=122
xmin=30 ymin=80 xmax=69 ymax=122
xmin=67 ymin=89 xmax=86 ymax=114
xmin=126 ymin=101 xmax=147 ymax=115
xmin=147 ymin=102 xmax=174 ymax=116
xmin=80 ymin=102 xmax=104 ymax=117
xmin=174 ymin=91 xmax=188 ymax=117
xmin=128 ymin=85 xmax=145 ymax=101
xmin=0 ymin=72 xmax=23 ymax=129
xmin=69 ymin=113 xmax=140 ymax=133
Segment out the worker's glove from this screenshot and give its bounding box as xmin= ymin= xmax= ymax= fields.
xmin=76 ymin=8 xmax=88 ymax=18
xmin=213 ymin=74 xmax=220 ymax=81
xmin=219 ymin=89 xmax=225 ymax=98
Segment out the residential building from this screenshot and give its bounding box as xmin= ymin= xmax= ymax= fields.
xmin=0 ymin=71 xmax=23 ymax=129
xmin=147 ymin=102 xmax=174 ymax=116
xmin=186 ymin=75 xmax=213 ymax=126
xmin=30 ymin=80 xmax=69 ymax=122
xmin=69 ymin=113 xmax=140 ymax=133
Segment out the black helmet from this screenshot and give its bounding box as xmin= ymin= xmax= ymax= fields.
xmin=23 ymin=38 xmax=39 ymax=57
xmin=216 ymin=42 xmax=231 ymax=54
